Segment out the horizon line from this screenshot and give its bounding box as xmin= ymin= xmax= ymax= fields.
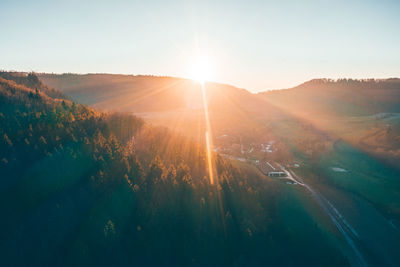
xmin=1 ymin=68 xmax=399 ymax=94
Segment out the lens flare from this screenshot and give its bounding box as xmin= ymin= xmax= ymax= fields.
xmin=201 ymin=81 xmax=216 ymax=184
xmin=205 ymin=131 xmax=214 ymax=184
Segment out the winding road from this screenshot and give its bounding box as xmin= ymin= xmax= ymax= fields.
xmin=260 ymin=162 xmax=369 ymax=266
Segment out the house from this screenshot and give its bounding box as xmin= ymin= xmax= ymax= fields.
xmin=268 ymin=171 xmax=287 ymax=177
xmin=259 ymin=161 xmax=287 ymax=178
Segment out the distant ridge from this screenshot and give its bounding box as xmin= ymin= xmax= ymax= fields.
xmin=296 ymin=77 xmax=400 ymax=88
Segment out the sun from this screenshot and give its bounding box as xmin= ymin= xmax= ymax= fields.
xmin=190 ymin=57 xmax=212 ymax=83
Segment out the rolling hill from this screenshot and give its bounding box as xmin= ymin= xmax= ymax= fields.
xmin=0 ymin=72 xmax=351 ymax=266
xmin=39 ymin=73 xmax=400 ymax=167
xmin=2 ymin=71 xmax=400 ymax=266
xmin=258 ymin=78 xmax=400 ymax=167
xmin=38 ymin=73 xmax=277 ymax=139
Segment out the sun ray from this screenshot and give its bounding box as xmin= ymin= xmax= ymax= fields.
xmin=201 ymin=81 xmax=216 ymax=184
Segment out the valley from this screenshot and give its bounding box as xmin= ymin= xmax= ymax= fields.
xmin=1 ymin=72 xmax=399 ymax=266
xmin=2 ymin=1 xmax=399 ymax=266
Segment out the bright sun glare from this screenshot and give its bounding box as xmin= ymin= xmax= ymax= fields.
xmin=190 ymin=57 xmax=212 ymax=83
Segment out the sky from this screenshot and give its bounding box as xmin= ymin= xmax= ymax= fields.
xmin=1 ymin=0 xmax=400 ymax=92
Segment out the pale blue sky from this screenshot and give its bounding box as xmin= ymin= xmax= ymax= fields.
xmin=1 ymin=0 xmax=399 ymax=91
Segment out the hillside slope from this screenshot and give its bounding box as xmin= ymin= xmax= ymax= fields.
xmin=0 ymin=73 xmax=348 ymax=266
xmin=39 ymin=74 xmax=400 ymax=167
xmin=258 ymin=78 xmax=400 ymax=167
xmin=259 ymin=78 xmax=400 ymax=117
xmin=38 ymin=73 xmax=276 ymax=138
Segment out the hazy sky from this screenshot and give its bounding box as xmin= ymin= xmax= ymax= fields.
xmin=1 ymin=0 xmax=399 ymax=92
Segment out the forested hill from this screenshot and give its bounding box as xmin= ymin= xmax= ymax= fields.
xmin=0 ymin=73 xmax=347 ymax=266
xmin=37 ymin=73 xmax=274 ymax=139
xmin=38 ymin=73 xmax=190 ymax=112
xmin=37 ymin=73 xmax=269 ymax=120
xmin=259 ymin=78 xmax=400 ymax=117
xmin=1 ymin=71 xmax=67 ymax=100
xmin=39 ymin=73 xmax=400 ymax=118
